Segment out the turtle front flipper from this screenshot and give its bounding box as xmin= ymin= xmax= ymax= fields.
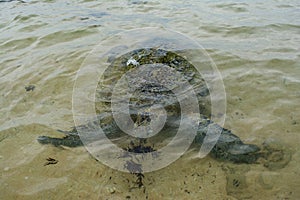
xmin=37 ymin=113 xmax=122 ymax=148
xmin=211 ymin=138 xmax=261 ymax=164
xmin=195 ymin=118 xmax=261 ymax=164
xmin=37 ymin=134 xmax=83 ymax=147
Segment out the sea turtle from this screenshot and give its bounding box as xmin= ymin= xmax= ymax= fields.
xmin=38 ymin=48 xmax=261 ymax=164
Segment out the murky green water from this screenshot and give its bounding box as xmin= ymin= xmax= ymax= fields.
xmin=1 ymin=0 xmax=299 ymax=199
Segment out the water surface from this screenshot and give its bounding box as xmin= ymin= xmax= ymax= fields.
xmin=0 ymin=0 xmax=299 ymax=199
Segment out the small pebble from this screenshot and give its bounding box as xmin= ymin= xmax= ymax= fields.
xmin=25 ymin=85 xmax=35 ymax=92
xmin=80 ymin=17 xmax=89 ymax=20
xmin=106 ymin=186 xmax=116 ymax=194
xmin=259 ymin=172 xmax=279 ymax=189
xmin=126 ymin=57 xmax=139 ymax=66
xmin=4 ymin=167 xmax=9 ymax=171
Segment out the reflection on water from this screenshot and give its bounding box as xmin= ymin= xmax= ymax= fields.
xmin=0 ymin=0 xmax=299 ymax=199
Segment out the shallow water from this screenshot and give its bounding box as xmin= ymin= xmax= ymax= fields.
xmin=1 ymin=0 xmax=300 ymax=199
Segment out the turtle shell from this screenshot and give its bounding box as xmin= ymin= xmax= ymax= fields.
xmin=96 ymin=48 xmax=211 ymax=118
